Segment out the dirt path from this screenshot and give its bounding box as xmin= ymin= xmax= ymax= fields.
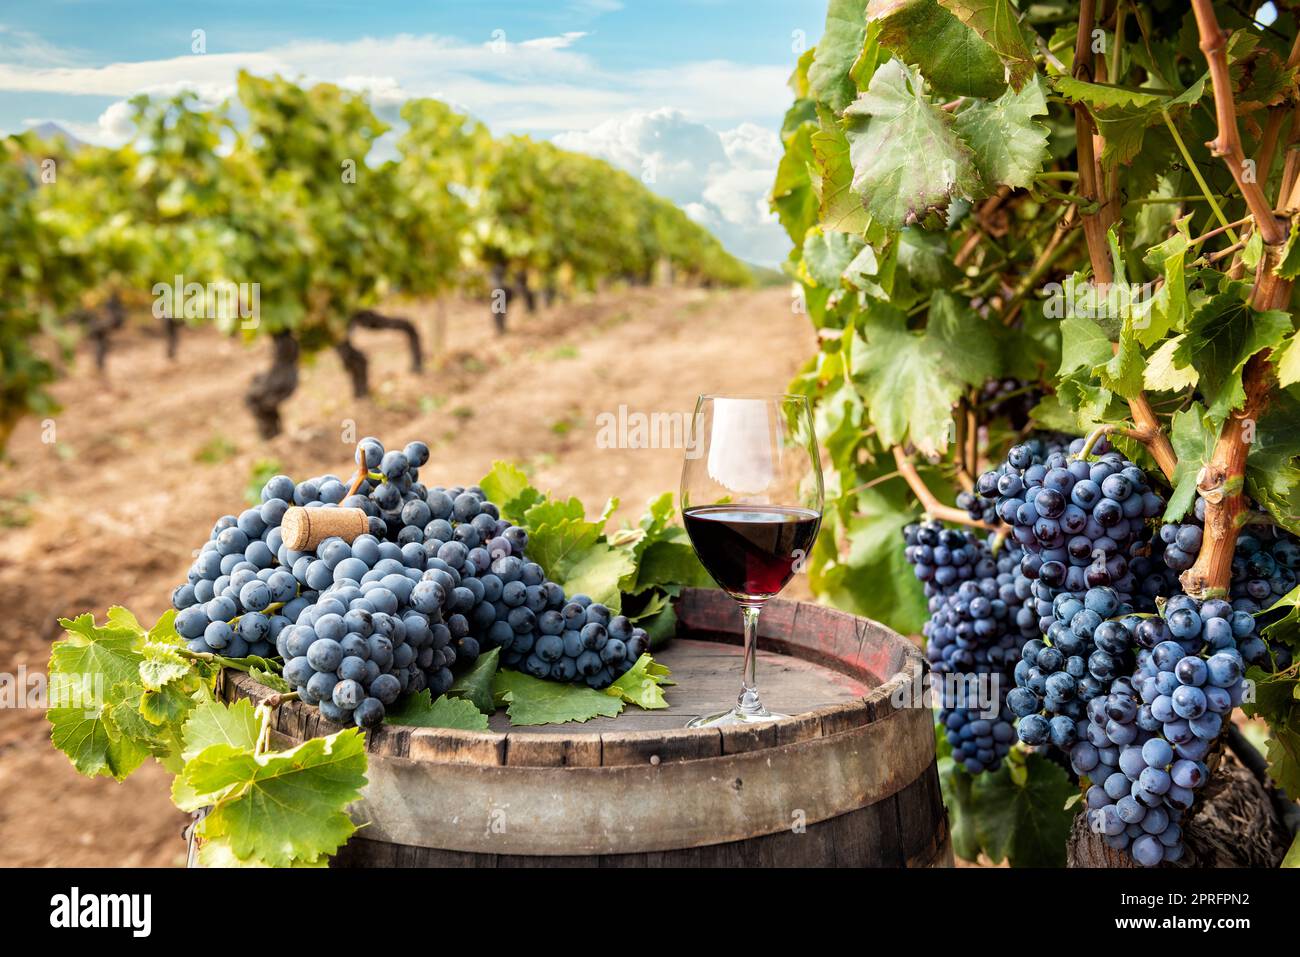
xmin=0 ymin=284 xmax=811 ymax=866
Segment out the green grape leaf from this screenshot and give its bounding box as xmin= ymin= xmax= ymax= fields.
xmin=1244 ymin=390 xmax=1300 ymax=535
xmin=139 ymin=642 xmax=190 ymax=691
xmin=869 ymin=0 xmax=1007 ymax=98
xmin=1163 ymin=403 xmax=1216 ymax=522
xmin=197 ymin=837 xmax=328 ymax=868
xmin=106 ymin=681 xmax=183 ymax=766
xmin=952 ymin=76 xmax=1050 ymax=189
xmin=181 ymin=696 xmax=261 ymax=762
xmin=628 ymin=540 xmax=713 ymax=596
xmin=386 ymin=690 xmax=491 ymax=730
xmin=927 ymin=290 xmax=999 ymax=388
xmin=605 ymin=655 xmax=673 ymax=710
xmin=803 ymin=228 xmax=864 ymax=287
xmin=968 ymin=751 xmax=1075 ymax=867
xmin=1142 ymin=336 xmax=1198 ymax=393
xmin=1135 ymin=220 xmax=1191 ymax=346
xmin=844 ymin=61 xmax=980 ymax=229
xmin=185 ymin=730 xmax=368 ymax=868
xmin=1274 ymin=332 xmax=1300 ymax=390
xmin=1095 ymin=325 xmax=1144 ymax=400
xmin=493 ymin=669 xmax=625 ymax=726
xmin=1052 ymin=77 xmax=1205 ymax=164
xmin=522 ymin=495 xmax=589 ymax=528
xmin=1174 ymin=292 xmax=1291 ymax=427
xmin=936 ymin=0 xmax=1035 ymax=89
xmin=810 ymin=112 xmax=871 ymax=234
xmin=1284 ymin=833 xmax=1300 ymax=869
xmin=448 ymin=646 xmax=500 ymax=715
xmin=1260 ymin=585 xmax=1300 ymax=648
xmin=479 ymin=460 xmax=542 ymax=522
xmin=808 ymin=0 xmax=871 ymax=112
xmin=1264 ymin=728 xmax=1300 ymax=797
xmin=249 ymin=666 xmax=291 ymax=694
xmin=1028 ymin=394 xmax=1082 ymax=433
xmin=1057 ymin=315 xmax=1114 ymax=377
xmin=516 ymin=487 xmax=656 ymax=611
xmin=772 ymin=119 xmax=820 ymax=242
xmin=851 ymin=296 xmax=994 ymax=455
xmin=47 ymin=611 xmax=150 ymax=780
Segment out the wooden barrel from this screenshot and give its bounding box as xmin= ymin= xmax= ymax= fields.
xmin=224 ymin=588 xmax=950 ymax=867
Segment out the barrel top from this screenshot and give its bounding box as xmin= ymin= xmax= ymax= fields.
xmin=228 ymin=588 xmax=925 ymax=767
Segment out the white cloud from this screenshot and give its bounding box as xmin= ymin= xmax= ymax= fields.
xmin=555 ymin=108 xmax=789 ymax=265
xmin=0 ymin=32 xmax=785 ymax=130
xmin=0 ymin=24 xmax=84 ymax=67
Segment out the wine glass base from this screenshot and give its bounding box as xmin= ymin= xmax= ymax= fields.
xmin=686 ymin=707 xmax=790 ymax=728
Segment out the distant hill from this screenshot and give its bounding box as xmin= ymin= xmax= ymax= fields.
xmin=745 ymin=261 xmax=787 ymax=286
xmin=26 ymin=122 xmax=85 ymax=149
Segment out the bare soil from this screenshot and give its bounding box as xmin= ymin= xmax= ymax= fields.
xmin=0 ymin=285 xmax=811 ymax=866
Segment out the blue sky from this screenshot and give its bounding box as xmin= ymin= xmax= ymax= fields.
xmin=0 ymin=1 xmax=829 ymax=263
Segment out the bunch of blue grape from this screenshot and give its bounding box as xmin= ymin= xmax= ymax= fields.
xmin=1231 ymin=528 xmax=1300 ymax=614
xmin=928 ymin=586 xmax=1021 ymax=774
xmin=956 ymin=489 xmax=999 ymax=526
xmin=903 ymin=521 xmax=995 ymax=596
xmin=170 ymin=471 xmax=329 ymax=658
xmin=278 ymin=532 xmax=442 ymax=727
xmin=908 ymin=523 xmax=1027 ymax=774
xmin=1066 ymin=598 xmax=1248 ymax=868
xmin=976 ymin=437 xmax=1164 ymax=597
xmin=1159 ymin=502 xmax=1300 ymax=609
xmin=171 ymin=436 xmax=651 ymax=730
xmin=1008 ymin=586 xmax=1139 ymax=741
xmin=1022 ymin=596 xmax=1250 ymax=866
xmin=486 ymin=588 xmax=649 ymax=688
xmin=1156 ymin=504 xmax=1296 ymax=669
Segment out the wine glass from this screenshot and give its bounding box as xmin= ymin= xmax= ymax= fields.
xmin=680 ymin=394 xmax=823 ymax=728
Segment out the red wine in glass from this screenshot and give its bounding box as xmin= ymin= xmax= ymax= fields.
xmin=680 ymin=394 xmax=824 ymax=727
xmin=683 ymin=505 xmax=820 ymax=600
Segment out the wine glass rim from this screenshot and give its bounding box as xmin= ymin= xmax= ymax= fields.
xmin=697 ymin=392 xmax=809 ymax=402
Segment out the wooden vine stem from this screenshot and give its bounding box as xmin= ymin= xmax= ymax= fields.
xmin=892 ymin=446 xmax=998 ymax=531
xmin=1181 ymin=1 xmax=1294 ymax=598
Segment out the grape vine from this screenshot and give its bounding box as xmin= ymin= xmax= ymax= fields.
xmin=778 ymin=0 xmax=1300 ymax=866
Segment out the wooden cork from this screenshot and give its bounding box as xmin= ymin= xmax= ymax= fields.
xmin=281 ymin=507 xmax=370 ymax=551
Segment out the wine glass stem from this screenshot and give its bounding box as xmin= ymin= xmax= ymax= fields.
xmin=737 ymin=604 xmax=763 ymax=715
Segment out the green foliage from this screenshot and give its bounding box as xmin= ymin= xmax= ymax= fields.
xmin=777 ymin=0 xmax=1300 ymax=864
xmin=937 ymin=725 xmax=1075 ymax=866
xmin=47 ymin=608 xmax=364 ymax=866
xmin=478 ymin=461 xmax=713 ymax=630
xmin=492 ymin=668 xmax=626 ymax=725
xmin=384 ymin=691 xmax=491 ymax=731
xmin=0 ymin=76 xmax=749 ymax=454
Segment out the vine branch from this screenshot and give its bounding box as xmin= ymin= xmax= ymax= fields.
xmin=1191 ymin=0 xmax=1288 ymax=246
xmin=892 ymin=446 xmax=998 ymax=531
xmin=1183 ymin=3 xmax=1294 ymax=596
xmin=1072 ymin=0 xmax=1115 ymax=283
